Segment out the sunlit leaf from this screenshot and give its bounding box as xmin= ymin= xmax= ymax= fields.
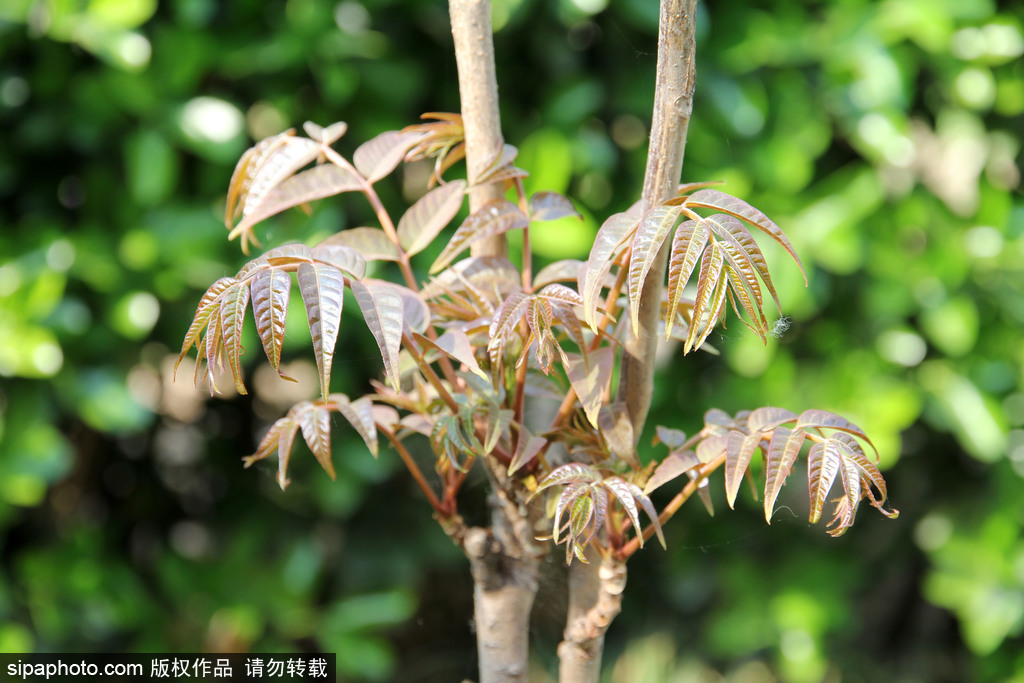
xmin=598 ymin=403 xmax=636 ymax=465
xmin=508 ymin=429 xmax=548 ymax=475
xmin=430 ymin=199 xmax=529 ymax=274
xmin=353 ymin=130 xmax=423 ymax=183
xmin=706 ymin=214 xmax=780 ymax=311
xmin=628 ymin=205 xmax=682 ymax=334
xmin=302 ymin=120 xmax=348 ymax=145
xmin=565 ymin=347 xmax=613 ymax=428
xmin=534 ymin=463 xmax=600 ymax=495
xmin=297 ymin=263 xmax=345 ymax=400
xmin=536 ymin=283 xmax=584 ymax=307
xmin=807 ymin=440 xmax=839 ymax=524
xmin=764 ymin=427 xmax=806 ymax=524
xmin=219 ymin=282 xmax=251 ymax=394
xmin=177 ymin=277 xmax=236 ymax=376
xmin=229 ymin=164 xmax=363 ymax=247
xmin=795 ymin=409 xmax=877 ymax=458
xmin=243 ymin=415 xmax=300 ymax=490
xmin=251 ymin=267 xmax=291 ymax=378
xmin=350 ymin=280 xmax=404 ymax=391
xmin=533 ymin=259 xmax=584 ymax=290
xmin=530 ymin=192 xmax=581 ymax=221
xmin=724 ymin=430 xmax=761 ymax=509
xmin=629 ymin=483 xmax=666 ymax=548
xmin=414 ymin=329 xmax=487 ymax=381
xmin=317 ymin=228 xmax=401 ymax=262
xmin=604 ymin=477 xmax=645 ymax=547
xmin=311 ymin=241 xmax=367 ymax=280
xmin=397 ymin=179 xmax=467 ymax=256
xmin=329 ymin=394 xmax=378 ymax=458
xmin=684 ymin=241 xmax=725 ymax=354
xmin=746 ymin=407 xmax=797 ymax=434
xmin=581 ymin=212 xmax=637 ymax=329
xmin=475 ymin=143 xmax=518 ymax=185
xmin=299 ymin=402 xmax=334 ymax=479
xmin=686 ymin=189 xmax=806 ymax=284
xmin=665 ymin=218 xmax=709 ymax=339
xmin=644 ymin=449 xmax=699 ymax=494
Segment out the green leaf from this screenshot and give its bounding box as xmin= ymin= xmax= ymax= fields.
xmin=628 ymin=205 xmax=682 ymax=334
xmin=397 ymin=180 xmax=467 ymax=256
xmin=219 ymin=282 xmax=251 ymax=394
xmin=250 ymin=267 xmax=291 ymax=378
xmin=430 ymin=199 xmax=529 ymax=274
xmin=353 ymin=130 xmax=423 ymax=183
xmin=580 ymin=212 xmax=637 ymax=329
xmin=350 ymin=280 xmax=404 ymax=391
xmin=297 ymin=263 xmax=345 ymax=400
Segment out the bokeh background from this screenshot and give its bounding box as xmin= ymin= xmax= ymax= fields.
xmin=1 ymin=0 xmax=1022 ymax=680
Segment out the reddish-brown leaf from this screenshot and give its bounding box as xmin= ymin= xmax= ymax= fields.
xmin=414 ymin=329 xmax=487 ymax=381
xmin=706 ymin=214 xmax=780 ymax=311
xmin=665 ymin=218 xmax=710 ymax=339
xmin=311 ymin=241 xmax=367 ymax=280
xmin=807 ymin=440 xmax=840 ymax=524
xmin=297 ymin=262 xmax=345 ymax=400
xmin=430 ymin=199 xmax=529 ymax=274
xmin=747 ymin=407 xmax=798 ymax=434
xmin=243 ymin=416 xmax=300 ymax=489
xmin=302 ymin=120 xmax=348 ymax=145
xmin=644 ymin=449 xmax=700 ymax=494
xmin=397 ymin=180 xmax=467 ymax=256
xmin=507 ymin=428 xmax=548 ymax=475
xmin=350 ymin=280 xmax=404 ymax=391
xmin=219 ymin=282 xmax=251 ymax=395
xmin=796 ymin=409 xmax=878 ymax=458
xmin=328 ymin=393 xmax=378 ymax=458
xmin=353 ymin=130 xmax=423 ymax=183
xmin=686 ymin=189 xmax=806 ymax=285
xmin=316 ymin=228 xmax=401 ymax=262
xmin=533 ymin=259 xmax=584 ymax=290
xmin=581 ymin=212 xmax=638 ymax=329
xmin=565 ymin=347 xmax=613 ymax=428
xmin=685 ymin=242 xmax=726 ymax=354
xmin=628 ymin=205 xmax=683 ymax=335
xmin=764 ymin=427 xmax=806 ymax=524
xmin=299 ymin=402 xmax=335 ymax=479
xmin=530 ymin=192 xmax=581 ymax=221
xmin=177 ymin=277 xmax=237 ymax=376
xmin=724 ymin=430 xmax=762 ymax=509
xmin=251 ymin=267 xmax=291 ymax=378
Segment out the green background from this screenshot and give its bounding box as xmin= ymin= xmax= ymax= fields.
xmin=1 ymin=0 xmax=1022 ymax=680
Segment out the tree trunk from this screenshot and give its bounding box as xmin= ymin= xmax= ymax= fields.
xmin=559 ymin=1 xmax=697 ymax=680
xmin=617 ymin=0 xmax=698 ymax=439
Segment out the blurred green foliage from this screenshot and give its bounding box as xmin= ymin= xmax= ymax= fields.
xmin=0 ymin=0 xmax=1021 ymax=680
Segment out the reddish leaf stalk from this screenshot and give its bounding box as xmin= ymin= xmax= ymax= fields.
xmin=378 ymin=423 xmax=447 ymax=515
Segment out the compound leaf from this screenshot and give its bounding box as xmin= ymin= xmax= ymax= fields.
xmin=665 ymin=218 xmax=709 ymax=339
xmin=724 ymin=430 xmax=762 ymax=509
xmin=764 ymin=427 xmax=806 ymax=524
xmin=628 ymin=205 xmax=682 ymax=334
xmin=581 ymin=212 xmax=637 ymax=329
xmin=297 ymin=262 xmax=345 ymax=400
xmin=219 ymin=282 xmax=251 ymax=395
xmin=431 ymin=199 xmax=529 ymax=274
xmin=251 ymin=267 xmax=292 ymax=378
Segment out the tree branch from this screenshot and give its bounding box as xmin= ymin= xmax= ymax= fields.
xmin=450 ymin=0 xmax=508 ymax=259
xmin=617 ymin=0 xmax=698 ymax=441
xmin=557 ymin=555 xmax=627 ymax=682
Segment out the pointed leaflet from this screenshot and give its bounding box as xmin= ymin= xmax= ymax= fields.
xmin=177 ymin=277 xmax=237 ymax=375
xmin=299 ymin=402 xmax=335 ymax=479
xmin=328 ymin=394 xmax=378 ymax=458
xmin=430 ymin=199 xmax=529 ymax=274
xmin=807 ymin=440 xmax=840 ymax=524
xmin=534 ymin=259 xmax=584 ymax=289
xmin=581 ymin=212 xmax=638 ymax=329
xmin=644 ymin=449 xmax=700 ymax=494
xmin=537 ymin=283 xmax=584 ymax=307
xmin=413 ymin=329 xmax=487 ymax=381
xmin=654 ymin=425 xmax=687 ymax=450
xmin=534 ymin=463 xmax=601 ymax=495
xmin=530 ymin=192 xmax=581 ymax=221
xmin=603 ymin=477 xmax=649 ymax=548
xmin=202 ymin=306 xmax=224 ymax=394
xmin=706 ymin=214 xmax=780 ymax=311
xmin=763 ymin=427 xmax=807 ymax=524
xmin=553 ymin=482 xmax=591 ymax=544
xmin=686 ymin=189 xmax=806 ymax=284
xmin=350 ymin=280 xmax=404 ymax=391
xmin=487 ymin=292 xmax=531 ymax=363
xmin=832 ymin=448 xmax=863 ymax=535
xmin=251 ymin=267 xmax=291 ymax=378
xmin=219 ymin=282 xmax=251 ymax=395
xmin=685 ymin=241 xmax=726 ymax=354
xmin=796 ymin=409 xmax=878 ymax=458
xmin=353 ymin=130 xmax=423 ymax=183
xmin=833 ymin=432 xmax=888 ymax=501
xmin=397 ymin=180 xmax=467 ymax=256
xmin=721 ymin=250 xmax=768 ymax=342
xmin=229 ymin=164 xmax=363 ymax=244
xmin=598 ymin=403 xmax=636 ymax=465
xmin=242 ymin=135 xmax=322 ymax=219
xmin=302 ymin=120 xmax=348 ymax=145
xmin=311 ymin=241 xmax=366 ymax=280
xmin=297 ymin=263 xmax=345 ymax=400
xmin=628 ymin=205 xmax=683 ymax=333
xmin=747 ymin=407 xmax=798 ymax=434
xmin=474 ymin=143 xmax=518 ymax=185
xmin=565 ymin=347 xmax=613 ymax=428
xmin=317 ymin=228 xmax=401 ymax=262
xmin=724 ymin=430 xmax=762 ymax=509
xmin=665 ymin=219 xmax=710 ymax=339
xmin=243 ymin=415 xmax=300 ymax=490
xmin=629 ymin=482 xmax=666 ymax=548
xmin=508 ymin=427 xmax=548 ymax=475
